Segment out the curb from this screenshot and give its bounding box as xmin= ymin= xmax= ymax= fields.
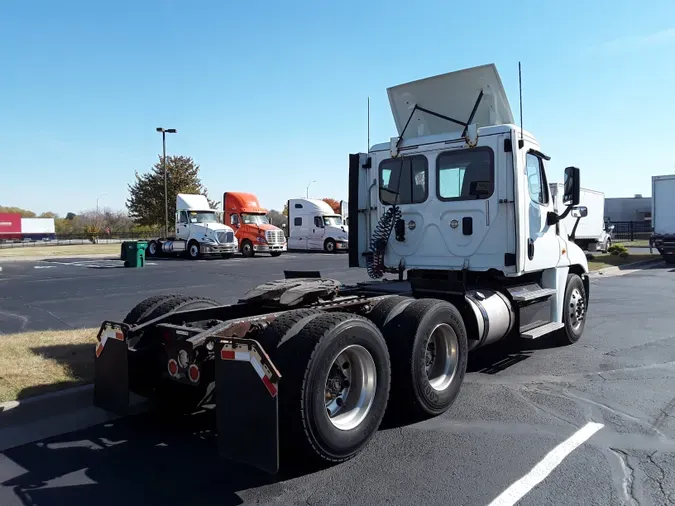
xmin=0 ymin=384 xmax=147 ymax=452
xmin=590 ymin=258 xmax=663 ymax=277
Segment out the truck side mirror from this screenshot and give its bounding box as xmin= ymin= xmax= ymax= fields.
xmin=563 ymin=166 xmax=580 ymax=206
xmin=571 ymin=206 xmax=588 ymax=218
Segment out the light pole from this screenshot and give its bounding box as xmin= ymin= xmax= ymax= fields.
xmin=156 ymin=127 xmax=177 ymax=239
xmin=96 ymin=193 xmax=107 ymax=215
xmin=306 ymin=180 xmax=316 ymax=199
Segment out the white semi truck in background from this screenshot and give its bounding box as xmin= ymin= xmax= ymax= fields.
xmin=287 ymin=198 xmax=349 ymax=252
xmin=95 ymin=63 xmax=591 ymax=475
xmin=649 ymin=174 xmax=675 ymax=264
xmin=144 ymin=193 xmax=238 ymax=259
xmin=550 ymin=184 xmax=612 ymax=252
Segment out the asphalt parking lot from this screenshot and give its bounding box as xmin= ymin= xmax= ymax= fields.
xmin=0 ymin=253 xmax=369 ymax=333
xmin=0 ymin=256 xmax=674 ymax=505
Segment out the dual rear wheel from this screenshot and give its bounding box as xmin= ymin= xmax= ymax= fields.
xmin=258 ymin=297 xmax=468 ymax=466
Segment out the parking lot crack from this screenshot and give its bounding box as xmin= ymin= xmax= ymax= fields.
xmin=25 ymin=304 xmax=73 ymax=329
xmin=609 ymin=448 xmax=639 ymax=505
xmin=646 ymin=451 xmax=669 ymax=502
xmin=514 ymin=388 xmax=577 ymax=428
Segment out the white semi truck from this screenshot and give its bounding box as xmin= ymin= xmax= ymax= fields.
xmin=550 ymin=184 xmax=612 ymax=252
xmin=287 ymin=198 xmax=349 ymax=252
xmin=94 ymin=63 xmax=590 ymax=475
xmin=649 ymin=174 xmax=675 ymax=263
xmin=144 ymin=193 xmax=238 ymax=259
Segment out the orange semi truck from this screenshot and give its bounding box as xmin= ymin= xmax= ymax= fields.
xmin=222 ymin=192 xmax=287 ymax=257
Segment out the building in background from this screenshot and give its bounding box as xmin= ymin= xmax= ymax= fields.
xmin=604 ymin=195 xmax=652 ymax=223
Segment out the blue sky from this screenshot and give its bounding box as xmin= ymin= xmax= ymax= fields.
xmin=1 ymin=0 xmax=674 ymax=216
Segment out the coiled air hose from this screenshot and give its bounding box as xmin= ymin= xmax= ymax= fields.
xmin=366 ymin=205 xmax=402 ymax=279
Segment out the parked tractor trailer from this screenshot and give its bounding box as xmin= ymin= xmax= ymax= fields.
xmin=142 ymin=194 xmax=238 ymax=259
xmin=94 ymin=64 xmax=590 ymax=475
xmin=223 ymin=192 xmax=287 ymax=257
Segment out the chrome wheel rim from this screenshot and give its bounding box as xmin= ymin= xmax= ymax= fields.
xmin=424 ymin=323 xmax=459 ymax=392
xmin=190 ymin=245 xmax=199 ymax=257
xmin=149 ymin=242 xmax=157 ymax=255
xmin=569 ymin=287 xmax=586 ymax=330
xmin=243 ymin=243 xmax=251 ymax=254
xmin=324 ymin=344 xmax=377 ymax=431
xmin=327 ymin=242 xmax=334 ymax=252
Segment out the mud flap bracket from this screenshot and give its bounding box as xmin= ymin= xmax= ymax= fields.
xmin=215 ymin=337 xmax=281 ymax=475
xmin=93 ymin=321 xmax=131 ymax=414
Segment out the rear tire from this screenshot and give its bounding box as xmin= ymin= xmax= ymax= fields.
xmin=122 ymin=293 xmax=179 ymax=325
xmin=147 ymin=240 xmax=159 ymax=257
xmin=273 ymin=312 xmax=391 ymax=466
xmin=380 ymin=298 xmax=468 ymax=421
xmin=366 ymin=295 xmax=414 ymax=330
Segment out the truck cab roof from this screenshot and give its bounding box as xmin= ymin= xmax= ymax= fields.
xmin=224 ymin=192 xmax=269 ymax=214
xmin=176 ymin=193 xmax=216 ymax=212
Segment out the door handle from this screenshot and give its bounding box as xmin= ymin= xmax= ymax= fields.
xmin=528 ymin=238 xmax=535 ymax=260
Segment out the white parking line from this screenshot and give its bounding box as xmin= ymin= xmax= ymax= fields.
xmin=487 ymin=421 xmax=604 ymax=506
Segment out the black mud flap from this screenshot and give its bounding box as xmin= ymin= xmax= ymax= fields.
xmin=215 ymin=338 xmax=281 ymax=475
xmin=93 ymin=321 xmax=131 ymax=414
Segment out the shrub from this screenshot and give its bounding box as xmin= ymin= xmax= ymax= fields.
xmin=608 ymin=243 xmax=628 ymax=256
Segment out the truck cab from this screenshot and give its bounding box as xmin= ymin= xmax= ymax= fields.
xmin=287 ymin=198 xmax=349 ymax=252
xmin=223 ymin=192 xmax=287 ymax=257
xmin=146 ymin=193 xmax=238 ymax=259
xmin=349 ymin=63 xmax=589 ymax=338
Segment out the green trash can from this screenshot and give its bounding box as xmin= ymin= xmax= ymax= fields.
xmin=123 ymin=241 xmax=148 ymax=268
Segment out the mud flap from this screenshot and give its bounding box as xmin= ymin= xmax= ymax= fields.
xmin=93 ymin=322 xmax=131 ymax=414
xmin=215 ymin=338 xmax=281 ymax=474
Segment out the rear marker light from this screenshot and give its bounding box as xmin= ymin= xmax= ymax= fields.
xmin=188 ymin=364 xmax=200 ymax=383
xmin=168 ymin=359 xmax=179 ymax=377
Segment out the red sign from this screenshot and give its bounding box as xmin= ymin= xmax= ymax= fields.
xmin=0 ymin=213 xmax=21 ymax=235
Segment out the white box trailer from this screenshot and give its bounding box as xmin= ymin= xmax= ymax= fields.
xmin=21 ymin=218 xmax=56 ymax=241
xmin=650 ymin=174 xmax=675 ymax=263
xmin=550 ymin=184 xmax=612 ymax=252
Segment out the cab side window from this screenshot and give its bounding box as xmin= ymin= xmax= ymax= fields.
xmin=179 ymin=211 xmax=188 ymax=224
xmin=231 ymin=214 xmax=239 ymax=226
xmin=294 ymin=217 xmax=302 ymax=226
xmin=525 ymin=153 xmax=549 ymax=205
xmin=314 ymin=216 xmax=323 ymax=228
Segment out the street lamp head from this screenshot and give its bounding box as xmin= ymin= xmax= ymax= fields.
xmin=166 ymin=128 xmax=177 ymax=134
xmin=156 ymin=127 xmax=164 ymax=132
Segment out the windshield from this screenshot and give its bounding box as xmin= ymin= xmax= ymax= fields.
xmin=242 ymin=213 xmax=269 ymax=225
xmin=323 ymin=216 xmax=343 ymax=226
xmin=188 ymin=211 xmax=219 ymax=224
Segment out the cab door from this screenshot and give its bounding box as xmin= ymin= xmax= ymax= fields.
xmin=520 ymin=148 xmax=561 ymax=272
xmin=308 ymin=216 xmax=325 ymax=250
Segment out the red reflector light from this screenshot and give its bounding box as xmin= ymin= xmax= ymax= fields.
xmin=167 ymin=359 xmax=178 ymax=376
xmin=188 ymin=364 xmax=200 ymax=383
